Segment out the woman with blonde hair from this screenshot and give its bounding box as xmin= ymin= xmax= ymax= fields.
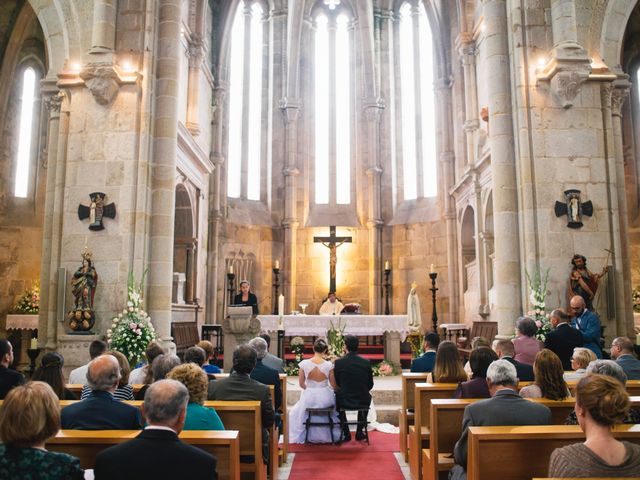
xmin=166 ymin=363 xmax=224 ymax=430
xmin=563 ymin=347 xmax=597 ymax=381
xmin=549 ymin=374 xmax=640 ymax=476
xmin=433 ymin=341 xmax=468 ymax=383
xmin=0 ymin=382 xmax=84 ymax=479
xmin=520 ymin=349 xmax=570 ymax=400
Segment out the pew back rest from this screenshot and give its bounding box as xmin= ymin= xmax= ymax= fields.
xmin=46 ymin=430 xmax=240 ymax=480
xmin=414 ymin=383 xmax=459 ymax=429
xmin=402 ymin=373 xmax=431 ymax=412
xmin=204 ymin=401 xmax=262 ymax=455
xmin=467 ymin=424 xmax=640 ymax=480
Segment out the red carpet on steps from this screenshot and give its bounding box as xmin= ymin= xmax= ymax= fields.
xmin=287 ymin=432 xmax=405 ymax=480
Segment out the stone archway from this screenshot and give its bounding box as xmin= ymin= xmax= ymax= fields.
xmin=173 ymin=184 xmax=197 ymax=304
xmin=460 ymin=206 xmax=477 ymax=323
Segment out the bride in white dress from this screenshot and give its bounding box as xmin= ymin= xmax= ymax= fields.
xmin=288 ymin=339 xmax=342 ymax=444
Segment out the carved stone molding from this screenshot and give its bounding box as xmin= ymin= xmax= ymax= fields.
xmin=282 ymin=166 xmax=300 ymax=177
xmin=549 ymin=69 xmax=590 ymax=109
xmin=279 ymin=97 xmax=301 ymax=124
xmin=611 ymin=75 xmax=631 ymax=117
xmin=79 ymin=63 xmax=139 ymax=106
xmin=44 ymin=91 xmax=64 ymax=113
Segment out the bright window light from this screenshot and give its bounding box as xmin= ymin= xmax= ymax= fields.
xmin=247 ymin=2 xmax=263 ymax=201
xmin=419 ymin=3 xmax=437 ymax=198
xmin=399 ymin=3 xmax=417 ymax=201
xmin=335 ymin=14 xmax=350 ymax=205
xmin=226 ymin=1 xmax=245 ymax=199
xmin=14 ymin=67 xmax=36 ymax=198
xmin=315 ymin=14 xmax=329 ymax=205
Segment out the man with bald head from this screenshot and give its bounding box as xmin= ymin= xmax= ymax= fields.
xmin=95 ymin=379 xmax=217 ymax=479
xmin=569 ymin=295 xmax=602 ymax=358
xmin=61 ymin=354 xmax=142 ymax=429
xmin=611 ymin=337 xmax=640 ymax=380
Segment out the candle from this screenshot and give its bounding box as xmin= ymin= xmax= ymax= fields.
xmin=84 ymin=235 xmax=88 ymax=249
xmin=385 ymin=260 xmax=390 ymax=270
xmin=229 ymin=264 xmax=234 ymax=274
xmin=430 ymin=264 xmax=435 ymax=273
xmin=30 ymin=337 xmax=38 ymax=350
xmin=278 ymin=294 xmax=285 ymax=316
xmin=275 ymin=260 xmax=280 ymax=269
xmin=637 ymin=333 xmax=640 ymax=346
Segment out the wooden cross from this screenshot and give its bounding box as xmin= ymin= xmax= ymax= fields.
xmin=313 ymin=226 xmax=352 ymax=294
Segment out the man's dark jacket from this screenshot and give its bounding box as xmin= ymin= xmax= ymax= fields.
xmin=334 ymin=351 xmax=374 ymax=409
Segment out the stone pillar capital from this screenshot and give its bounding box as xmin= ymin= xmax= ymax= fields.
xmin=611 ymin=75 xmax=631 ymax=117
xmin=282 ymin=166 xmax=300 ymax=177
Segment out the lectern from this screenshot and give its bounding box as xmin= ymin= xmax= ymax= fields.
xmin=222 ymin=306 xmax=261 ymax=371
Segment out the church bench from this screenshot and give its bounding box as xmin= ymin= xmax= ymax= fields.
xmin=46 ymin=429 xmax=240 ymax=480
xmin=466 ymin=424 xmax=640 ymax=480
xmin=400 ymin=373 xmax=431 ymax=462
xmin=420 ymin=396 xmax=640 ymax=480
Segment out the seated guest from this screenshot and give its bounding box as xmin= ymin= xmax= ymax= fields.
xmin=565 ymin=360 xmax=640 ymax=425
xmin=449 ymin=360 xmax=552 ymax=480
xmin=197 ymin=340 xmax=222 ymax=374
xmin=135 ymin=353 xmax=181 ymax=400
xmin=610 ymin=336 xmax=640 ymax=380
xmin=432 ymin=341 xmax=467 ymax=383
xmin=247 ymin=337 xmax=282 ymax=412
xmin=0 ymin=382 xmax=84 ymax=479
xmin=455 ymin=347 xmax=497 ymax=398
xmin=549 ymin=374 xmax=640 ymax=477
xmin=570 ymin=295 xmax=602 ymax=358
xmin=463 ymin=336 xmax=490 ymax=376
xmin=233 ymin=280 xmax=259 ymax=315
xmin=166 ymin=363 xmax=224 ymax=430
xmin=94 ymin=379 xmax=217 ymax=479
xmin=319 ymin=291 xmax=344 ymax=315
xmin=32 ymin=352 xmax=76 ymax=400
xmin=493 ymin=338 xmax=534 ymax=381
xmin=259 ymin=334 xmax=284 ymax=373
xmin=61 ymin=354 xmax=142 ymax=430
xmin=208 ymin=345 xmax=274 ymax=464
xmin=0 ymin=339 xmax=24 ymax=399
xmin=68 ymin=339 xmax=107 ymax=384
xmin=512 ymin=316 xmax=542 ymax=365
xmin=520 ymin=349 xmax=570 ymax=400
xmin=129 ymin=341 xmax=165 ymax=384
xmin=410 ymin=332 xmax=439 ymax=373
xmin=184 ymin=346 xmax=207 ymax=367
xmin=563 ymin=347 xmax=596 ymax=381
xmin=81 ymin=350 xmax=134 ymax=400
xmin=544 ymin=308 xmax=583 ymax=370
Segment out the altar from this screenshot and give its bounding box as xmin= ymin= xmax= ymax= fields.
xmin=257 ymin=314 xmax=409 ymax=368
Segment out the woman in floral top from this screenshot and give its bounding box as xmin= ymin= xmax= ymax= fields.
xmin=0 ymin=381 xmax=83 ymax=479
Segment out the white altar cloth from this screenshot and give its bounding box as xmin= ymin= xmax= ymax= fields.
xmin=6 ymin=314 xmax=39 ymax=330
xmin=256 ymin=314 xmax=409 ymax=340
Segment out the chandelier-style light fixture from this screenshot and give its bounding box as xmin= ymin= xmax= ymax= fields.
xmin=324 ymin=0 xmax=340 ymax=10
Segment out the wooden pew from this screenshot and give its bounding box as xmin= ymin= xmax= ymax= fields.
xmin=421 ymin=396 xmax=640 ymax=480
xmin=46 ymin=429 xmax=240 ymax=480
xmin=467 ymin=424 xmax=640 ymax=480
xmin=400 ymin=373 xmax=430 ymax=462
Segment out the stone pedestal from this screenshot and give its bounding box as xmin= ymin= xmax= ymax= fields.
xmin=383 ymin=331 xmax=402 ymax=370
xmin=57 ymin=333 xmax=104 ymax=377
xmin=172 ymin=272 xmax=186 ymax=304
xmin=221 ymin=308 xmax=261 ymax=371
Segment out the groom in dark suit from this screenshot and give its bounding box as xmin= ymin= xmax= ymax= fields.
xmin=334 ymin=335 xmax=374 ymax=441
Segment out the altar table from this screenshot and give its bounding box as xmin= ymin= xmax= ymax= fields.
xmin=256 ymin=314 xmax=409 ymax=367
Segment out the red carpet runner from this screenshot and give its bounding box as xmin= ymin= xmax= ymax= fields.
xmin=287 ymin=432 xmax=405 ymax=480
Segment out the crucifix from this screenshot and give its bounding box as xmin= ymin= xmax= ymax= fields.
xmin=313 ymin=226 xmax=352 ymax=294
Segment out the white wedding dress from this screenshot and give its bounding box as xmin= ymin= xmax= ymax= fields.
xmin=288 ymin=359 xmax=342 ymax=444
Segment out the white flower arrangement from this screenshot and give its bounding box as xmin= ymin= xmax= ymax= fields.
xmin=525 ymin=268 xmax=552 ymax=342
xmin=107 ymin=271 xmax=156 ymax=365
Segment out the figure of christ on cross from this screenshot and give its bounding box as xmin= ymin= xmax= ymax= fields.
xmin=313 ymin=226 xmax=352 ymax=294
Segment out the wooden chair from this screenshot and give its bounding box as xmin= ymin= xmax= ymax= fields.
xmin=400 ymin=373 xmax=430 ymax=462
xmin=171 ymin=321 xmax=200 ymax=357
xmin=46 ymin=429 xmax=240 ymax=480
xmin=457 ymin=321 xmax=497 ymax=359
xmin=466 ymin=424 xmax=640 ymax=480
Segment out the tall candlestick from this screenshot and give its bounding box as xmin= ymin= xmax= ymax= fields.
xmin=278 ymin=294 xmax=285 ymax=316
xmin=274 ymin=259 xmax=279 ymax=269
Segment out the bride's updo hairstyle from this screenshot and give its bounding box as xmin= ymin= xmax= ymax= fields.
xmin=313 ymin=339 xmax=328 ymax=354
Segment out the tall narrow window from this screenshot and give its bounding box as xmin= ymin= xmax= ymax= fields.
xmin=14 ymin=67 xmax=37 ymax=198
xmin=314 ymin=6 xmax=352 ymax=205
xmin=226 ymin=1 xmax=265 ymax=201
xmin=398 ymin=2 xmax=437 ymax=200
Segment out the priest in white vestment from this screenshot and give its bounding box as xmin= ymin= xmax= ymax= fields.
xmin=319 ymin=292 xmax=344 ymax=315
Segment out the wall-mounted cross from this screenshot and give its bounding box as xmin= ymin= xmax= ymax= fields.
xmin=313 ymin=226 xmax=352 ymax=294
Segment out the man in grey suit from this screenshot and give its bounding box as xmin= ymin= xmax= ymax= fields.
xmin=259 ymin=334 xmax=285 ymax=373
xmin=449 ymin=360 xmax=552 ymax=480
xmin=207 ymin=344 xmax=274 ymax=464
xmin=611 ymin=337 xmax=640 ymax=380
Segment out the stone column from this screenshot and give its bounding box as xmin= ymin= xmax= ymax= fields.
xmin=458 ymin=35 xmax=479 ymax=167
xmin=280 ymin=100 xmax=300 ymax=312
xmin=550 ymin=0 xmax=580 ymax=52
xmin=206 ymin=86 xmax=226 ymax=325
xmin=90 ymin=0 xmax=117 ymax=54
xmin=483 ymin=0 xmax=521 ymax=335
xmin=148 ymin=0 xmax=182 ymax=352
xmin=609 ymin=80 xmax=635 ymax=337
xmin=185 ymin=242 xmax=195 ymax=304
xmin=186 ymin=36 xmax=203 ymax=136
xmin=472 ymin=173 xmax=487 ymax=309
xmin=39 ymin=85 xmax=63 ymax=350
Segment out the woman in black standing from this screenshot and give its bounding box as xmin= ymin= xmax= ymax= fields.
xmin=233 ymin=280 xmax=259 ymax=314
